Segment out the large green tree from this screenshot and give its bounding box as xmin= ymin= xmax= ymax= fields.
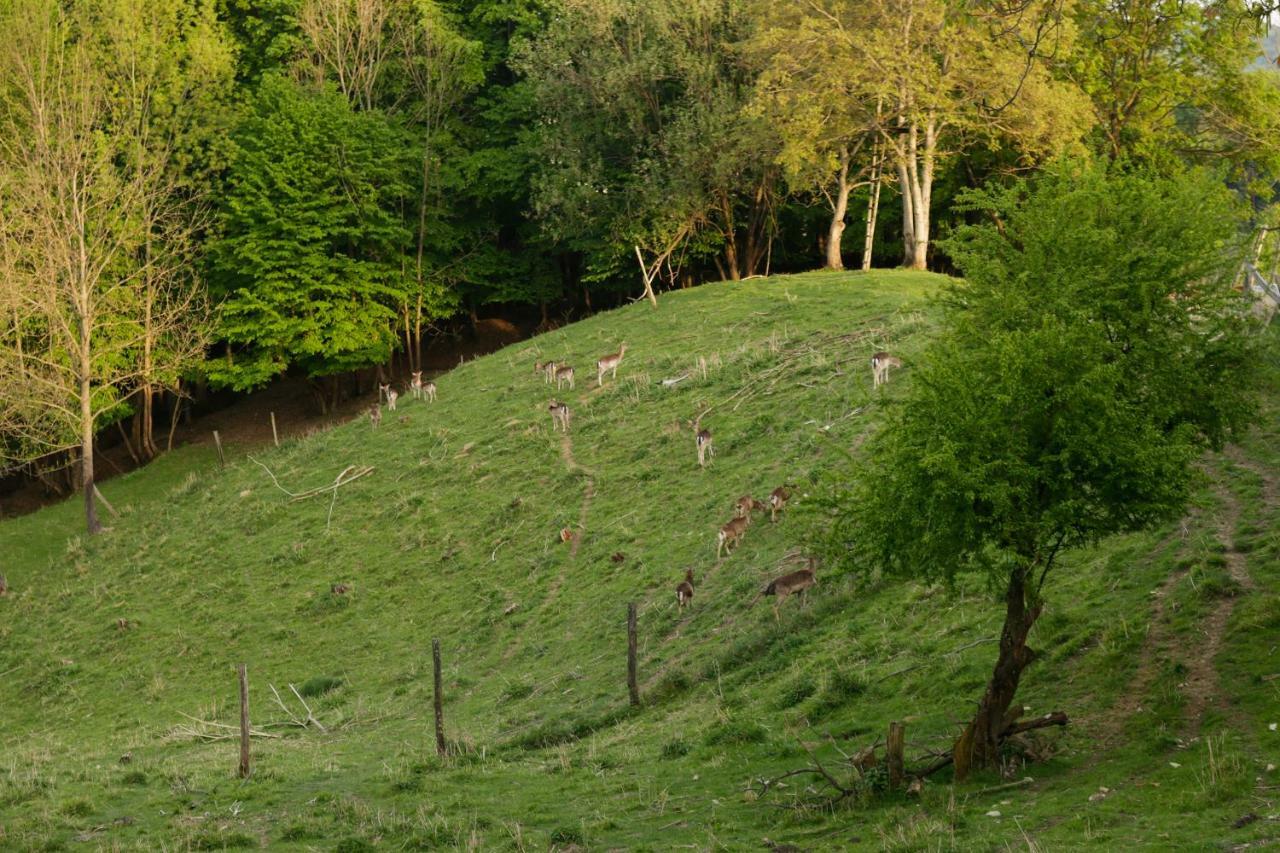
xmin=821 ymin=162 xmax=1261 ymax=777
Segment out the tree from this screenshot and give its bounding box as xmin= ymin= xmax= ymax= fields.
xmin=206 ymin=75 xmax=414 ymax=408
xmin=821 ymin=163 xmax=1260 ymax=778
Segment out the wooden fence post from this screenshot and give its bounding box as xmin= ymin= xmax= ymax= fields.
xmin=238 ymin=663 xmax=251 ymax=779
xmin=213 ymin=430 xmax=225 ymax=468
xmin=270 ymin=412 xmax=279 ymax=447
xmin=433 ymin=638 xmax=446 ymax=757
xmin=627 ymin=602 xmax=640 ymax=707
xmin=887 ymin=720 xmax=905 ymax=790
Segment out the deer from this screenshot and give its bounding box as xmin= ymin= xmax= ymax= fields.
xmin=379 ymin=382 xmax=398 ymax=411
xmin=596 ymin=342 xmax=626 ymax=386
xmin=735 ymin=495 xmax=766 ymax=519
xmin=871 ymin=351 xmax=902 ymax=389
xmin=369 ymin=403 xmax=382 ymax=429
xmin=695 ymin=426 xmax=714 ymax=467
xmin=754 ymin=558 xmax=817 ymax=621
xmin=675 ymin=568 xmax=695 ymax=609
xmin=0 ymin=573 xmax=7 ymax=596
xmin=542 ymin=361 xmax=559 ymax=384
xmin=555 ymin=364 xmax=575 ymax=390
xmin=410 ymin=371 xmax=424 ymax=401
xmin=768 ymin=486 xmax=791 ymax=522
xmin=549 ymin=400 xmax=571 ymax=432
xmin=717 ymin=515 xmax=749 ymax=559
xmin=424 ymin=380 xmax=437 ymax=402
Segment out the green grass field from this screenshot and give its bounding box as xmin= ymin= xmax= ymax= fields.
xmin=2 ymin=269 xmax=1278 ymax=851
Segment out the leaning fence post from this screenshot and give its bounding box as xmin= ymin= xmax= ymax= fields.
xmin=270 ymin=412 xmax=279 ymax=447
xmin=238 ymin=663 xmax=251 ymax=778
xmin=213 ymin=430 xmax=225 ymax=469
xmin=433 ymin=638 xmax=447 ymax=757
xmin=627 ymin=602 xmax=640 ymax=707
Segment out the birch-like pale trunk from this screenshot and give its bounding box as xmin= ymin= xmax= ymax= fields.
xmin=825 ymin=146 xmax=852 ymax=271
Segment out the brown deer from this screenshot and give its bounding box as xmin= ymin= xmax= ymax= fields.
xmin=675 ymin=569 xmax=695 ymax=609
xmin=410 ymin=371 xmax=424 ymax=400
xmin=755 ymin=559 xmax=817 ymax=621
xmin=735 ymin=495 xmax=766 ymax=519
xmin=379 ymin=382 xmax=398 ymax=411
xmin=369 ymin=403 xmax=382 ymax=429
xmin=717 ymin=515 xmax=749 ymax=559
xmin=549 ymin=400 xmax=571 ymax=432
xmin=542 ymin=361 xmax=559 ymax=384
xmin=424 ymin=380 xmax=437 ymax=402
xmin=0 ymin=573 xmax=7 ymax=596
xmin=768 ymin=486 xmax=791 ymax=522
xmin=555 ymin=364 xmax=575 ymax=390
xmin=695 ymin=426 xmax=714 ymax=467
xmin=871 ymin=351 xmax=902 ymax=389
xmin=596 ymin=343 xmax=626 ymax=386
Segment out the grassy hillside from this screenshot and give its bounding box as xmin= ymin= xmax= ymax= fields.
xmin=1 ymin=270 xmax=1278 ymax=851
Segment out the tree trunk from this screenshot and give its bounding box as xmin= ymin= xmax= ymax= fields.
xmin=862 ymin=143 xmax=883 ymax=272
xmin=897 ymin=150 xmax=915 ymax=268
xmin=952 ymin=565 xmax=1041 ymax=780
xmin=826 ymin=147 xmax=851 ymax=271
xmin=80 ymin=373 xmax=101 ymax=535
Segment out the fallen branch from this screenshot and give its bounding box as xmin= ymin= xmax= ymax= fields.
xmin=907 ymin=711 xmax=1069 ymax=779
xmin=248 ymin=456 xmax=374 ymax=502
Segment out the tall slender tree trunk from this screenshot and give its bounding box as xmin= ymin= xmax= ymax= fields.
xmin=719 ymin=193 xmax=741 ymax=281
xmin=826 ymin=146 xmax=851 ymax=271
xmin=952 ymin=563 xmax=1041 ymax=779
xmin=80 ymin=367 xmax=101 ymax=535
xmin=862 ymin=142 xmax=883 ymax=272
xmin=897 ymin=151 xmax=915 ymax=268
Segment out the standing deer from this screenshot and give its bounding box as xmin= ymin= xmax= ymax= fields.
xmin=369 ymin=403 xmax=382 ymax=429
xmin=717 ymin=515 xmax=749 ymax=559
xmin=695 ymin=426 xmax=714 ymax=467
xmin=735 ymin=495 xmax=766 ymax=519
xmin=755 ymin=559 xmax=817 ymax=621
xmin=555 ymin=364 xmax=575 ymax=390
xmin=675 ymin=569 xmax=695 ymax=609
xmin=871 ymin=351 xmax=902 ymax=389
xmin=542 ymin=361 xmax=559 ymax=384
xmin=424 ymin=380 xmax=437 ymax=402
xmin=549 ymin=401 xmax=571 ymax=432
xmin=379 ymin=383 xmax=398 ymax=411
xmin=410 ymin=371 xmax=424 ymax=400
xmin=768 ymin=486 xmax=791 ymax=522
xmin=596 ymin=343 xmax=627 ymax=386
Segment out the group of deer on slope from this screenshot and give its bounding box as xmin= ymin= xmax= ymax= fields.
xmin=364 ymin=340 xmax=904 ymax=623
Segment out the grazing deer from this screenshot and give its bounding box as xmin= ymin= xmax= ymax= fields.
xmin=379 ymin=383 xmax=398 ymax=411
xmin=717 ymin=515 xmax=749 ymax=559
xmin=424 ymin=380 xmax=437 ymax=402
xmin=555 ymin=364 xmax=575 ymax=390
xmin=769 ymin=486 xmax=791 ymax=522
xmin=596 ymin=343 xmax=627 ymax=386
xmin=735 ymin=495 xmax=766 ymax=519
xmin=542 ymin=361 xmax=559 ymax=384
xmin=534 ymin=360 xmax=545 ymax=377
xmin=549 ymin=400 xmax=571 ymax=432
xmin=410 ymin=371 xmax=424 ymax=400
xmin=755 ymin=559 xmax=817 ymax=621
xmin=871 ymin=351 xmax=902 ymax=389
xmin=675 ymin=569 xmax=695 ymax=609
xmin=369 ymin=403 xmax=382 ymax=429
xmin=695 ymin=426 xmax=714 ymax=467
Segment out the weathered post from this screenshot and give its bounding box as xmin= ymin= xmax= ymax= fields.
xmin=887 ymin=720 xmax=905 ymax=790
xmin=238 ymin=663 xmax=251 ymax=778
xmin=270 ymin=412 xmax=279 ymax=447
xmin=433 ymin=638 xmax=446 ymax=756
xmin=627 ymin=603 xmax=640 ymax=707
xmin=213 ymin=430 xmax=225 ymax=468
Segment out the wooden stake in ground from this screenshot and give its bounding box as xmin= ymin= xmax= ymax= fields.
xmin=213 ymin=430 xmax=225 ymax=468
xmin=433 ymin=638 xmax=446 ymax=757
xmin=237 ymin=663 xmax=251 ymax=778
xmin=270 ymin=412 xmax=279 ymax=447
xmin=887 ymin=720 xmax=905 ymax=790
xmin=627 ymin=602 xmax=640 ymax=707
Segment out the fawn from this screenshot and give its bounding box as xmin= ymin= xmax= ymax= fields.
xmin=379 ymin=383 xmax=398 ymax=411
xmin=596 ymin=343 xmax=626 ymax=386
xmin=695 ymin=427 xmax=714 ymax=467
xmin=555 ymin=364 xmax=575 ymax=390
xmin=717 ymin=515 xmax=749 ymax=559
xmin=369 ymin=403 xmax=382 ymax=428
xmin=871 ymin=351 xmax=902 ymax=389
xmin=549 ymin=400 xmax=571 ymax=432
xmin=424 ymin=380 xmax=437 ymax=402
xmin=769 ymin=486 xmax=791 ymax=522
xmin=675 ymin=569 xmax=695 ymax=609
xmin=735 ymin=495 xmax=766 ymax=519
xmin=755 ymin=559 xmax=817 ymax=621
xmin=410 ymin=371 xmax=424 ymax=400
